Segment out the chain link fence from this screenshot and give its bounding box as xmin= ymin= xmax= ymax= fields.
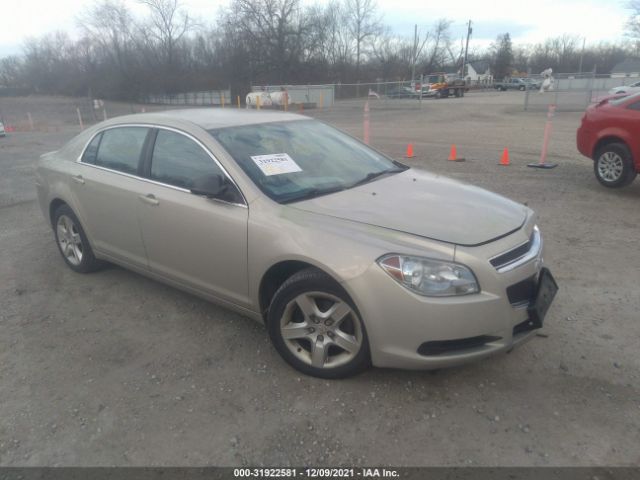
xmin=141 ymin=89 xmax=233 ymax=106
xmin=523 ymin=72 xmax=638 ymax=112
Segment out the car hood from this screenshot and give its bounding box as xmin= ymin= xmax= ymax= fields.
xmin=290 ymin=169 xmax=529 ymax=246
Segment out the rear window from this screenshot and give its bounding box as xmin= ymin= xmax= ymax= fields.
xmin=81 ymin=132 xmax=102 ymax=164
xmin=94 ymin=127 xmax=149 ymax=175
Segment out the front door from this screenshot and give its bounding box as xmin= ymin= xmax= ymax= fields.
xmin=136 ymin=128 xmax=250 ymax=307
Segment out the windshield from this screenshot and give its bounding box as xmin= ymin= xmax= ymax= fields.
xmin=209 ymin=120 xmax=406 ymax=203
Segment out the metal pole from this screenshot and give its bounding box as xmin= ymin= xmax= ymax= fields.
xmin=411 ymin=24 xmax=418 ymax=86
xmin=461 ymin=20 xmax=472 ymax=82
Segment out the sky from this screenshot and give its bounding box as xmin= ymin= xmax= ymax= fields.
xmin=0 ymin=0 xmax=632 ymax=58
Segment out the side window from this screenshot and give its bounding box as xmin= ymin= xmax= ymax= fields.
xmin=95 ymin=127 xmax=149 ymax=175
xmin=150 ymin=130 xmax=224 ymax=189
xmin=627 ymin=101 xmax=640 ymax=111
xmin=81 ymin=132 xmax=102 ymax=164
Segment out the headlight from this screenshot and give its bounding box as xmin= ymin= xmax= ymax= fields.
xmin=378 ymin=254 xmax=479 ymax=297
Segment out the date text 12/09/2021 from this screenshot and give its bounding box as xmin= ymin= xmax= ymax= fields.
xmin=233 ymin=468 xmax=400 ymax=478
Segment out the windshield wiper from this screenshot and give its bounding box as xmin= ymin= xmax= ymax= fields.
xmin=350 ymin=167 xmax=405 ymax=188
xmin=280 ymin=185 xmax=346 ymax=204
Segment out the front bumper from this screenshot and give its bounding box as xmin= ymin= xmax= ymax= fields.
xmin=343 ymin=224 xmax=550 ymax=370
xmin=576 ymin=125 xmax=594 ymax=158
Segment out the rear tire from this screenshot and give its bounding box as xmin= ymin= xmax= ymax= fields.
xmin=593 ymin=142 xmax=637 ymax=188
xmin=267 ymin=268 xmax=371 ymax=379
xmin=53 ymin=204 xmax=105 ymax=273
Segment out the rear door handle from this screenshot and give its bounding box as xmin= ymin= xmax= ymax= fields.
xmin=71 ymin=174 xmax=85 ymax=185
xmin=138 ymin=193 xmax=159 ymax=206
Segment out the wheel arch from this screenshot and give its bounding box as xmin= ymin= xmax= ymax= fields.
xmin=592 ymin=133 xmax=631 ymax=159
xmin=258 ymin=260 xmax=347 ymax=321
xmin=49 ymin=198 xmax=69 ymax=227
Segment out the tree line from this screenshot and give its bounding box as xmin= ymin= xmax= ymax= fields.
xmin=0 ymin=0 xmax=638 ymax=101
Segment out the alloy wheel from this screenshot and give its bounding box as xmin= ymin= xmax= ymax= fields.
xmin=280 ymin=291 xmax=363 ymax=369
xmin=56 ymin=214 xmax=84 ymax=266
xmin=598 ymin=151 xmax=624 ymax=182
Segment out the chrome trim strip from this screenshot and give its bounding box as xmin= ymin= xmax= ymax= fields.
xmin=75 ymin=123 xmax=248 ymax=208
xmin=491 ymin=226 xmax=542 ymax=273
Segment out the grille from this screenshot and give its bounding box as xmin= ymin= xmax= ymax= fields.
xmin=490 ymin=238 xmax=532 ymax=269
xmin=489 ymin=227 xmax=541 ymax=273
xmin=417 ymin=335 xmax=502 ymax=356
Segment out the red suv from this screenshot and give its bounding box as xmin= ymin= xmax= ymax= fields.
xmin=577 ymin=93 xmax=640 ymax=188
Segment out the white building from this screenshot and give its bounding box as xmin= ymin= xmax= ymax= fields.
xmin=466 ymin=61 xmax=493 ymax=85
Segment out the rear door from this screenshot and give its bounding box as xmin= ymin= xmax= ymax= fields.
xmin=136 ymin=128 xmax=250 ymax=307
xmin=72 ymin=126 xmax=152 ymax=268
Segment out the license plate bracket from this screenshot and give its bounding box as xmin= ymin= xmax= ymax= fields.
xmin=527 ymin=267 xmax=558 ymax=328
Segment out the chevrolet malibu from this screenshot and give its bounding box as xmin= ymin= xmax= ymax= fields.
xmin=36 ymin=110 xmax=557 ymax=378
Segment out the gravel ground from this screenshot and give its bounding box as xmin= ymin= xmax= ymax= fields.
xmin=0 ymin=92 xmax=639 ymax=467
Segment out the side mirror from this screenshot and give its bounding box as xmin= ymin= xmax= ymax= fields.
xmin=191 ymin=174 xmax=226 ymax=198
xmin=191 ymin=174 xmax=242 ymax=204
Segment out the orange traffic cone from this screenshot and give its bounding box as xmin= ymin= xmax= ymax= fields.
xmin=499 ymin=148 xmax=510 ymax=166
xmin=448 ymin=144 xmax=465 ymax=162
xmin=405 ymin=143 xmax=415 ymax=158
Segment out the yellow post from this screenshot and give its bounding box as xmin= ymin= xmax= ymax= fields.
xmin=237 ymin=95 xmax=241 ymax=109
xmin=256 ymin=95 xmax=261 ymax=110
xmin=284 ymin=92 xmax=288 ymax=111
xmin=221 ymin=92 xmax=225 ymax=108
xmin=319 ymin=93 xmax=323 ymax=110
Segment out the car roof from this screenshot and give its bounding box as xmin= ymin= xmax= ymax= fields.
xmin=104 ymin=108 xmax=308 ymax=130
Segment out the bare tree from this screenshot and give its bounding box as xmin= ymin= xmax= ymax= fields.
xmin=139 ymin=0 xmax=194 ymax=66
xmin=420 ymin=19 xmax=453 ymax=73
xmin=0 ymin=56 xmax=24 ymax=86
xmin=77 ymin=0 xmax=135 ymax=73
xmin=3 ymin=0 xmax=639 ymax=100
xmin=344 ymin=0 xmax=381 ymax=81
xmin=627 ymin=0 xmax=640 ymax=41
xmin=372 ymin=32 xmax=412 ymax=80
xmin=226 ymin=0 xmax=311 ymax=83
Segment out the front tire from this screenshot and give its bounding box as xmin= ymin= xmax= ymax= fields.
xmin=53 ymin=204 xmax=104 ymax=273
xmin=594 ymin=142 xmax=637 ymax=188
xmin=267 ymin=268 xmax=371 ymax=378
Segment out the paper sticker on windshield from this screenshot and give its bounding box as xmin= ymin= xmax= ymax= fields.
xmin=251 ymin=153 xmax=302 ymax=176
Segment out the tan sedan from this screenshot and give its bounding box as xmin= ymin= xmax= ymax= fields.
xmin=36 ymin=109 xmax=558 ymax=378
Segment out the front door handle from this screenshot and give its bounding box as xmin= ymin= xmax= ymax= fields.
xmin=138 ymin=193 xmax=159 ymax=206
xmin=71 ymin=174 xmax=85 ymax=185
